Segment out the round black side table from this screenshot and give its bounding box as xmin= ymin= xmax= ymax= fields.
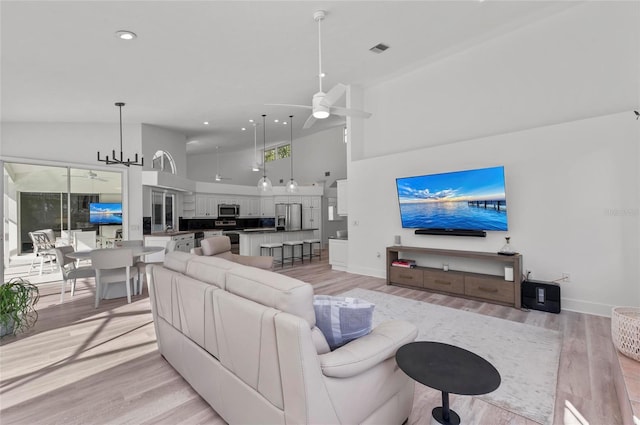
xmin=395 ymin=341 xmax=501 ymax=425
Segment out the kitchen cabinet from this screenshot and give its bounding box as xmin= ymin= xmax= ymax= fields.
xmin=302 ymin=195 xmax=321 ymax=238
xmin=145 ymin=232 xmax=195 ymax=262
xmin=329 ymin=238 xmax=348 ymax=271
xmin=196 ymin=194 xmax=217 ymax=217
xmin=261 ymin=197 xmax=275 ymax=216
xmin=246 ymin=197 xmax=261 ymax=216
xmin=337 ymin=179 xmax=348 ymax=216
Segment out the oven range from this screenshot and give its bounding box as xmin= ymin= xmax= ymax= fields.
xmin=215 ymin=220 xmax=240 ymax=254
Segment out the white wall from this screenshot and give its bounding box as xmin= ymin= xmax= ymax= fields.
xmin=347 ymin=1 xmax=640 ymax=316
xmin=141 ymin=124 xmax=188 ymax=177
xmin=187 ymin=126 xmax=346 ymax=186
xmin=1 ymin=122 xmax=144 ymax=240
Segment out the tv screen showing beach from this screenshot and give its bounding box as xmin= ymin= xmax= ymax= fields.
xmin=89 ymin=202 xmax=123 ymax=225
xmin=395 ymin=166 xmax=508 ymax=231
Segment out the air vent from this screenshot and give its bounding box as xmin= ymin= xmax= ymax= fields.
xmin=369 ymin=43 xmax=389 ymax=54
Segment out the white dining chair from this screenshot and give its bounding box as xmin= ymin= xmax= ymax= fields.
xmin=134 ymin=240 xmax=177 ymax=296
xmin=74 ymin=230 xmax=97 ymax=251
xmin=54 ymin=245 xmax=96 ymax=303
xmin=90 ymin=248 xmax=137 ymax=308
xmin=116 ymin=240 xmax=145 ymax=294
xmin=28 ymin=231 xmax=57 ymax=276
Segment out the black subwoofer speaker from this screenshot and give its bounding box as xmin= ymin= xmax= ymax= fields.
xmin=522 ymin=280 xmax=561 ymax=314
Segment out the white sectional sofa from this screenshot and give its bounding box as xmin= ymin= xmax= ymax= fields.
xmin=147 ymin=251 xmax=418 ymax=424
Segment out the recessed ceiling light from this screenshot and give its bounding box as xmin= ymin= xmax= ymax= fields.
xmin=274 ymin=119 xmax=279 ymax=123
xmin=241 ymin=127 xmax=246 ymax=131
xmin=203 ymin=121 xmax=209 ymax=125
xmin=115 ymin=30 xmax=137 ymax=40
xmin=283 ymin=121 xmax=288 ymax=125
xmin=249 ymin=119 xmax=254 ymax=123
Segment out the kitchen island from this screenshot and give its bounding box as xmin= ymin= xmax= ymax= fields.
xmin=239 ymin=229 xmax=318 ymax=257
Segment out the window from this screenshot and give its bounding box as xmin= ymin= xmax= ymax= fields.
xmin=277 ymin=144 xmax=291 ymax=159
xmin=152 ymin=150 xmax=176 ymax=174
xmin=264 ymin=148 xmax=277 ymax=163
xmin=264 ymin=144 xmax=290 ymax=163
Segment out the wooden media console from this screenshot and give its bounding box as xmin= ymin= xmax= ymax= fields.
xmin=386 ymin=246 xmax=523 ymax=308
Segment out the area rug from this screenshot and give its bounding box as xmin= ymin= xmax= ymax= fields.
xmin=340 ymin=288 xmax=561 ymax=425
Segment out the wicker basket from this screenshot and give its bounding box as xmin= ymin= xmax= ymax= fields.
xmin=611 ymin=307 xmax=640 ymax=361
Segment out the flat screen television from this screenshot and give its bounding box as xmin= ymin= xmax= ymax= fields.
xmin=89 ymin=202 xmax=123 ymax=225
xmin=395 ymin=166 xmax=508 ymax=232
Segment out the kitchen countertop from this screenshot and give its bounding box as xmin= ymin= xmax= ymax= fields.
xmin=328 ymin=236 xmax=349 ymax=241
xmin=239 ymin=228 xmax=318 ymax=234
xmin=147 ymin=231 xmax=195 ymax=237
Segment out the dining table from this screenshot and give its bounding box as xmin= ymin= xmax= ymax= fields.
xmin=65 ymin=245 xmax=164 ymax=261
xmin=65 ymin=246 xmax=165 ymax=299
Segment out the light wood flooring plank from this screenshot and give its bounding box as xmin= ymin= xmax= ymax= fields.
xmin=0 ymin=252 xmax=621 ymax=424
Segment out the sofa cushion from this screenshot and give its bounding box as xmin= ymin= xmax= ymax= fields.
xmin=225 ymin=265 xmax=316 ymax=327
xmin=313 ymin=295 xmax=375 ymax=350
xmin=185 ymin=255 xmax=237 ymax=289
xmin=201 ymin=236 xmax=231 ymax=256
xmin=163 ymin=251 xmax=194 ymax=274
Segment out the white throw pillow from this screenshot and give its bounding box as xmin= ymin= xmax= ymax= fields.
xmin=313 ymin=295 xmax=375 ymax=350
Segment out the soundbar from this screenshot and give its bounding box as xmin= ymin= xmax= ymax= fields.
xmin=414 ymin=228 xmax=487 ymax=237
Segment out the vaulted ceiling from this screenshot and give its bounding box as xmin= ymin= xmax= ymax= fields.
xmin=1 ymin=1 xmax=575 ymax=154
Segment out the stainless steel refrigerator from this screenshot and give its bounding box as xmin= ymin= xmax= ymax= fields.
xmin=275 ymin=203 xmax=302 ymax=231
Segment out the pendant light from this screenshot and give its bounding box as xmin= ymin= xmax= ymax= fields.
xmin=257 ymin=114 xmax=272 ymax=192
xmin=97 ymin=102 xmax=144 ymax=167
xmin=251 ymin=123 xmax=260 ymax=172
xmin=286 ymin=115 xmax=299 ymax=193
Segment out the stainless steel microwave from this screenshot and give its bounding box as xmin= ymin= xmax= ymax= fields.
xmin=218 ymin=204 xmax=239 ymax=218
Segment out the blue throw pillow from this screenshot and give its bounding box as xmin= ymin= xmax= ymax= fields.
xmin=313 ymin=295 xmax=375 ymax=350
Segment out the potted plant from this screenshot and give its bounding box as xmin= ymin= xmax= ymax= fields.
xmin=0 ymin=277 xmax=40 ymax=337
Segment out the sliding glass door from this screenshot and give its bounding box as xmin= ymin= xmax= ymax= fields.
xmin=2 ymin=162 xmax=122 ymax=271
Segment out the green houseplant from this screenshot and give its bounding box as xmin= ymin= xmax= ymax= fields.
xmin=0 ymin=277 xmax=40 ymax=337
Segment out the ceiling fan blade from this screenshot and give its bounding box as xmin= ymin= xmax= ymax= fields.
xmin=322 ymin=83 xmax=347 ymax=107
xmin=265 ymin=103 xmax=313 ymax=110
xmin=331 ymin=106 xmax=372 ymax=119
xmin=302 ymin=114 xmax=317 ymax=129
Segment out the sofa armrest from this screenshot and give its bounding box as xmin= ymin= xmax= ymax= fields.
xmin=231 ymin=254 xmax=274 ymax=270
xmin=319 ymin=320 xmax=418 ymax=378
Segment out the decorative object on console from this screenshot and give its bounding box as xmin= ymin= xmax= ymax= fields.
xmin=498 ymin=236 xmax=516 ymax=256
xmin=285 ymin=115 xmax=299 ymax=193
xmin=313 ymin=295 xmax=375 ymax=350
xmin=257 ymin=114 xmax=273 ymax=192
xmin=97 ymin=102 xmax=143 ymax=167
xmin=396 ymin=166 xmax=508 ymax=235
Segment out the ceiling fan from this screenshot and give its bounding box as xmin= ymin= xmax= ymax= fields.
xmin=267 ymin=10 xmax=372 ymax=129
xmin=214 ymin=146 xmax=232 ymax=182
xmin=63 ymin=170 xmax=108 ymax=182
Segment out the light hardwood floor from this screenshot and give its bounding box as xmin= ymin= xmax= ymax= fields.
xmin=0 ymin=254 xmax=622 ymax=424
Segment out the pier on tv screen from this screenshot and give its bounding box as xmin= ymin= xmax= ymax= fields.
xmin=395 ymin=166 xmax=508 ymax=231
xmin=89 ymin=202 xmax=123 ymax=225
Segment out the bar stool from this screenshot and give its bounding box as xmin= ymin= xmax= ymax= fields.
xmin=283 ymin=240 xmax=304 ymax=266
xmin=260 ymin=242 xmax=284 ymax=268
xmin=303 ymin=239 xmax=322 ymax=262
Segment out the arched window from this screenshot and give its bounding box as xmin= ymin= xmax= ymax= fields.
xmin=152 ymin=150 xmax=176 ymax=174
